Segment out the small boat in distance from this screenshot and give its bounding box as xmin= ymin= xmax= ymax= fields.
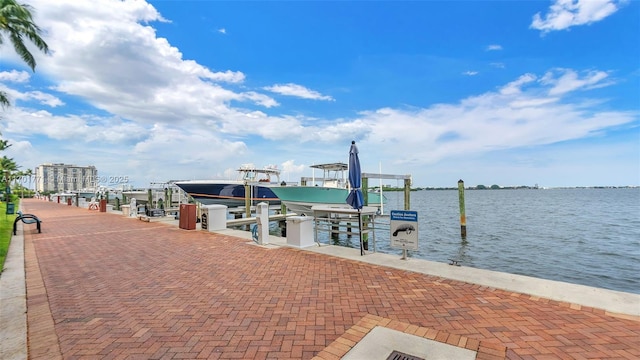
xmin=174 ymin=164 xmax=281 ymax=207
xmin=269 ymin=162 xmax=385 ymax=215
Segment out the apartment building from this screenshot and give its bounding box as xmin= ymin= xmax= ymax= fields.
xmin=34 ymin=163 xmax=98 ymax=193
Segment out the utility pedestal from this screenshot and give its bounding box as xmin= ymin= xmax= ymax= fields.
xmin=121 ymin=205 xmax=130 ymax=217
xmin=256 ymin=202 xmax=269 ymax=245
xmin=201 ymin=205 xmax=227 ymax=232
xmin=286 ymin=216 xmax=314 ymax=248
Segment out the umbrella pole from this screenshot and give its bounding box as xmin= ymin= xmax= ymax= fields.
xmin=358 ymin=210 xmax=363 ymax=256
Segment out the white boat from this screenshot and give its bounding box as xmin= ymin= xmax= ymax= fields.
xmin=174 ymin=164 xmax=282 ymax=207
xmin=269 ymin=163 xmax=385 ymax=215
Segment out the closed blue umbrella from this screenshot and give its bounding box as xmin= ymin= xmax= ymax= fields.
xmin=346 ymin=141 xmax=364 ymax=210
xmin=346 ymin=141 xmax=365 ymax=255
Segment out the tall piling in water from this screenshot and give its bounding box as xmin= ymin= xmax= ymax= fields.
xmin=244 ymin=183 xmax=251 ymax=220
xmin=404 ymin=178 xmax=411 ymax=210
xmin=458 ymin=179 xmax=467 ymax=238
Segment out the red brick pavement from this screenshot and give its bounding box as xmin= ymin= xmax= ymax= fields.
xmin=21 ymin=199 xmax=640 ymax=359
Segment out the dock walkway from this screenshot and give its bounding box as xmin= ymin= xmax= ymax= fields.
xmin=1 ymin=199 xmax=639 ymax=359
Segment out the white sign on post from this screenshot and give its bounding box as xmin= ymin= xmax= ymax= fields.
xmin=390 ymin=210 xmax=419 ymax=251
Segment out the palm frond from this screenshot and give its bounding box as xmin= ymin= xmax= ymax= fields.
xmin=0 ymin=0 xmax=49 ymax=71
xmin=0 ymin=91 xmax=9 ymax=109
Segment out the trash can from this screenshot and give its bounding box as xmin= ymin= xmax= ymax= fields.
xmin=99 ymin=199 xmax=107 ymax=212
xmin=179 ymin=203 xmax=196 ymax=230
xmin=67 ymin=198 xmax=72 ymax=206
xmin=286 ymin=216 xmax=314 ymax=248
xmin=6 ymin=202 xmax=15 ymax=215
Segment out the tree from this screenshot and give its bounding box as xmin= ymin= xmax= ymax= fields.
xmin=0 ymin=0 xmax=50 ymax=108
xmin=23 ymin=167 xmax=32 ymax=196
xmin=0 ymin=139 xmax=10 ymax=151
xmin=0 ymin=155 xmax=18 ymax=201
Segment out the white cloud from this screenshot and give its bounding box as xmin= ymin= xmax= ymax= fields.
xmin=500 ymin=73 xmax=537 ymax=95
xmin=0 ymin=70 xmax=30 ymax=83
xmin=0 ymin=85 xmax=64 ymax=107
xmin=463 ymin=71 xmax=479 ymax=76
xmin=23 ymin=91 xmax=64 ymax=107
xmin=486 ymin=44 xmax=503 ymax=51
xmin=2 ymin=107 xmax=147 ymax=143
xmin=240 ymin=92 xmax=279 ymax=108
xmin=218 ymin=28 xmax=226 ymax=34
xmin=281 ymin=160 xmax=306 ymax=173
xmin=21 ymin=0 xmax=262 ymax=130
xmin=531 ymin=0 xmax=622 ymax=33
xmin=360 ymin=84 xmax=635 ymax=167
xmin=263 ymin=83 xmax=335 ymax=101
xmin=540 ymin=68 xmax=612 ymax=95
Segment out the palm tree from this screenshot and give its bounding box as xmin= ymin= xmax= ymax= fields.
xmin=0 ymin=93 xmax=8 ymax=109
xmin=0 ymin=138 xmax=10 ymax=151
xmin=14 ymin=168 xmax=30 ymax=197
xmin=0 ymin=155 xmax=18 ymax=202
xmin=0 ymin=0 xmax=49 ymax=108
xmin=23 ymin=167 xmax=32 ymax=197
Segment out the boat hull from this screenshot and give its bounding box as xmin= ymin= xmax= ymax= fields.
xmin=270 ymin=186 xmax=384 ymax=215
xmin=175 ymin=181 xmax=280 ymax=207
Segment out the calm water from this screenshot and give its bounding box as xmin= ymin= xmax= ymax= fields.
xmin=319 ymin=188 xmax=640 ymax=294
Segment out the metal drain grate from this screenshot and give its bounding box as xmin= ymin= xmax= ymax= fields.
xmin=386 ymin=350 xmax=425 ymax=360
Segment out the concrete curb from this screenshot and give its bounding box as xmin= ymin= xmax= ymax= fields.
xmin=0 ymin=221 xmax=26 ymax=360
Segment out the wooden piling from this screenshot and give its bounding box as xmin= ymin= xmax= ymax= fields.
xmin=404 ymin=178 xmax=411 ymax=210
xmin=458 ymin=179 xmax=467 ymax=238
xmin=244 ymin=182 xmax=251 ymax=220
xmin=331 ymin=223 xmax=339 ymax=240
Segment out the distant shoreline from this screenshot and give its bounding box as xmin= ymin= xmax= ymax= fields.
xmin=378 ymin=185 xmax=639 ymax=191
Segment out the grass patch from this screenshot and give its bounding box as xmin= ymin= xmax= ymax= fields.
xmin=0 ymin=200 xmax=19 ymax=273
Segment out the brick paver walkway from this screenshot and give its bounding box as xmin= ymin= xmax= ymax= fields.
xmin=21 ymin=199 xmax=640 ymax=359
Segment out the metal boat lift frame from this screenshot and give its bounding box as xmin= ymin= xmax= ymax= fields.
xmin=361 ymin=172 xmax=412 ymax=211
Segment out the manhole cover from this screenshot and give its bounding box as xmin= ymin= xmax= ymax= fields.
xmin=386 ymin=350 xmax=425 ymax=360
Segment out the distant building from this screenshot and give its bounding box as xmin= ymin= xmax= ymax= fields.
xmin=34 ymin=163 xmax=98 ymax=193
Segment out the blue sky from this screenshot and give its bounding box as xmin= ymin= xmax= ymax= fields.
xmin=0 ymin=0 xmax=638 ymax=189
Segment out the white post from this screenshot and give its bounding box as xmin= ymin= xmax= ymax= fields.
xmin=130 ymin=198 xmax=137 ymax=217
xmin=256 ymin=202 xmax=269 ymax=245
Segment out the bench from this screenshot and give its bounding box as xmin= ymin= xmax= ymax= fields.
xmin=13 ymin=211 xmax=42 ymax=235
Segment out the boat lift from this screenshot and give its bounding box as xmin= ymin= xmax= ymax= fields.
xmin=361 ymin=172 xmax=412 ymax=211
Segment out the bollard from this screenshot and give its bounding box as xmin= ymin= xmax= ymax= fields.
xmin=256 ymin=202 xmax=269 ymax=245
xmin=458 ymin=179 xmax=467 ymax=238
